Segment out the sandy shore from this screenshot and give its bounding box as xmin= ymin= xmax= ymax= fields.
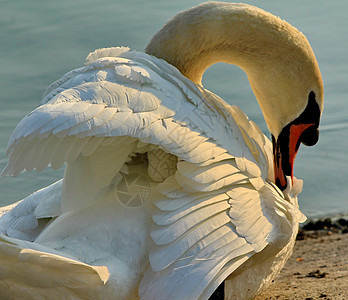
xmin=255 ymin=218 xmax=348 ymax=300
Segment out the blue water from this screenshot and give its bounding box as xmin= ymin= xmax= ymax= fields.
xmin=0 ymin=0 xmax=347 ymax=217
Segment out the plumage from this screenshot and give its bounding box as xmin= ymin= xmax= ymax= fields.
xmin=0 ymin=2 xmax=323 ymax=299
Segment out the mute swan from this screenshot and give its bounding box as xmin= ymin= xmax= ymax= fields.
xmin=0 ymin=2 xmax=323 ymax=299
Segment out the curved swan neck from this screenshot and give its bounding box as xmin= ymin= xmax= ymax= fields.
xmin=145 ymin=2 xmax=323 ymax=136
xmin=146 ymin=2 xmax=309 ymax=84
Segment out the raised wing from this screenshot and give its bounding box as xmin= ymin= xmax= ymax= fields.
xmin=3 ymin=48 xmax=264 ymax=179
xmin=0 ymin=47 xmax=303 ymax=299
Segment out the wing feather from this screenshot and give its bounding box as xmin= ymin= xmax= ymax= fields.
xmin=50 ymin=136 xmax=78 ymax=170
xmin=176 ymin=160 xmax=239 ymax=183
xmin=150 ymin=201 xmax=230 ymax=245
xmin=80 ymin=137 xmax=105 ymax=157
xmin=154 ymin=188 xmax=226 ymax=211
xmin=152 ymin=194 xmax=229 ymax=224
xmin=36 ymin=136 xmax=64 ymax=172
xmin=150 ymin=211 xmax=231 ymax=271
xmin=68 ymin=107 xmax=118 ymax=136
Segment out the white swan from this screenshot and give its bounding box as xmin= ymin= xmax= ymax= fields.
xmin=0 ymin=2 xmax=323 ymax=299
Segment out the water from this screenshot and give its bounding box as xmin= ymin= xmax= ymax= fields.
xmin=0 ymin=0 xmax=347 ymax=218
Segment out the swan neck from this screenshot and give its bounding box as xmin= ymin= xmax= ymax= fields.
xmin=145 ymin=2 xmax=300 ymax=85
xmin=145 ymin=2 xmax=323 ymax=136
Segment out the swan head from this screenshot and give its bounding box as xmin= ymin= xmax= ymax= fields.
xmin=245 ymin=27 xmax=324 ymax=190
xmin=146 ymin=2 xmax=324 ymax=190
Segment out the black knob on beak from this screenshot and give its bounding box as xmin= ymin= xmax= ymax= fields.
xmin=301 ymin=126 xmax=319 ymax=146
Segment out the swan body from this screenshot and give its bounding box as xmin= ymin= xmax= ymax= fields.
xmin=0 ymin=2 xmax=323 ymax=299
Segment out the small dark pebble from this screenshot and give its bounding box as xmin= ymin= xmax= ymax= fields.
xmin=306 ymin=270 xmax=328 ymax=278
xmin=319 ymin=293 xmax=328 ymax=298
xmin=337 ymin=218 xmax=348 ymax=226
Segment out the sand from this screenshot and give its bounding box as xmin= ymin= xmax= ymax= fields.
xmin=255 ymin=219 xmax=348 ymax=300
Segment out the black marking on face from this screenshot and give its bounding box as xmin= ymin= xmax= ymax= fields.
xmin=273 ymin=91 xmax=321 ymax=190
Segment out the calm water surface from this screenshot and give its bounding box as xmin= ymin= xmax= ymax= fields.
xmin=0 ymin=0 xmax=347 ymax=217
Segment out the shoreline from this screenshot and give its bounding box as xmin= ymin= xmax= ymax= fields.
xmin=255 ymin=218 xmax=348 ymax=299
